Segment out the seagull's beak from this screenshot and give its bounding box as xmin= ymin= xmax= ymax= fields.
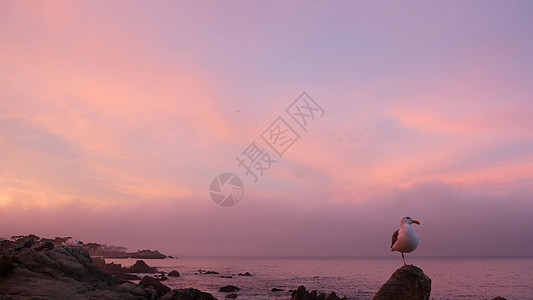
xmin=413 ymin=220 xmax=420 ymax=225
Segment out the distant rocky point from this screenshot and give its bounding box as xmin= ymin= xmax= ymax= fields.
xmin=83 ymin=242 xmax=168 ymax=259
xmin=2 ymin=234 xmax=168 ymax=259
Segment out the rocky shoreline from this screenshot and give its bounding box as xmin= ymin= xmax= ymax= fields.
xmin=0 ymin=235 xmax=509 ymax=300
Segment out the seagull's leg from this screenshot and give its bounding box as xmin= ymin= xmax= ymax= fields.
xmin=401 ymin=253 xmax=406 ymax=266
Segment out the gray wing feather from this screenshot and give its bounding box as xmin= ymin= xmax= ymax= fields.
xmin=391 ymin=229 xmax=399 ymax=248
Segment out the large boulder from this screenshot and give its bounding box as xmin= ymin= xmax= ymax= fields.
xmin=373 ymin=265 xmax=431 ymax=300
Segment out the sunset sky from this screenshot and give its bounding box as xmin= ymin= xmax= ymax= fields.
xmin=1 ymin=1 xmax=532 ymax=257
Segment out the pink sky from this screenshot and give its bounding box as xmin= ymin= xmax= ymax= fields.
xmin=1 ymin=1 xmax=532 ymax=257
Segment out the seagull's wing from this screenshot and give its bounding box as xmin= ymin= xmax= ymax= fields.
xmin=391 ymin=229 xmax=399 ymax=249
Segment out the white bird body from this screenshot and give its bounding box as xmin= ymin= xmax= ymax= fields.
xmin=391 ymin=222 xmax=419 ymax=253
xmin=391 ymin=216 xmax=420 ymax=265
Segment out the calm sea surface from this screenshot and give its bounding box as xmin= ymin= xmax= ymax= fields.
xmin=106 ymin=257 xmax=533 ymax=300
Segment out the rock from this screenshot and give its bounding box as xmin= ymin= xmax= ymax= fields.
xmin=127 ymin=260 xmax=158 ymax=273
xmin=219 ymin=285 xmax=241 ymax=293
xmin=139 ymin=275 xmax=171 ymax=295
xmin=155 ymin=274 xmax=169 ymax=281
xmin=13 ymin=243 xmax=24 ymax=251
xmin=290 ymin=285 xmax=346 ymax=300
xmin=324 ymin=291 xmax=342 ymax=300
xmin=203 ymin=271 xmax=219 ymax=275
xmin=93 ymin=258 xmax=140 ymax=281
xmin=0 ymin=257 xmax=18 ymax=277
xmin=0 ymin=246 xmax=154 ymax=299
xmin=23 ymin=238 xmax=34 ymax=248
xmin=238 ymin=272 xmax=252 ymax=276
xmin=271 ymin=288 xmax=284 ymax=292
xmin=226 ymin=293 xmax=238 ymax=299
xmin=373 ymin=265 xmax=431 ymax=300
xmin=161 ymin=288 xmax=216 ymax=300
xmin=168 ymin=270 xmax=181 ymax=277
xmin=35 ymin=241 xmax=54 ymax=251
xmin=113 ymin=282 xmax=151 ymax=297
xmin=220 ymin=275 xmax=232 ymax=278
xmin=0 ymin=238 xmax=215 ymax=300
xmin=492 ymin=297 xmax=507 ymax=300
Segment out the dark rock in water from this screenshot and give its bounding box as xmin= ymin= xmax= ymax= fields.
xmin=197 ymin=269 xmax=220 ymax=275
xmin=238 ymin=271 xmax=252 ymax=276
xmin=168 ymin=270 xmax=181 ymax=277
xmin=373 ymin=265 xmax=431 ymax=300
xmin=271 ymin=288 xmax=284 ymax=292
xmin=220 ymin=275 xmax=232 ymax=278
xmin=492 ymin=297 xmax=507 ymax=300
xmin=161 ymin=287 xmax=216 ymax=300
xmin=139 ymin=275 xmax=171 ymax=295
xmin=156 ymin=275 xmax=169 ymax=281
xmin=290 ymin=285 xmax=346 ymax=300
xmin=226 ymin=293 xmax=238 ymax=299
xmin=219 ymin=285 xmax=241 ymax=293
xmin=127 ymin=259 xmax=158 ymax=273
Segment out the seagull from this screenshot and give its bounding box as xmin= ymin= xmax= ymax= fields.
xmin=391 ymin=216 xmax=420 ymax=265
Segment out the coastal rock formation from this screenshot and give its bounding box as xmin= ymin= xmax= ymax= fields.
xmin=373 ymin=265 xmax=431 ymax=300
xmin=93 ymin=257 xmax=141 ymax=281
xmin=0 ymin=236 xmax=215 ymax=300
xmin=238 ymin=272 xmax=252 ymax=276
xmin=290 ymin=285 xmax=346 ymax=300
xmin=0 ymin=245 xmax=140 ymax=299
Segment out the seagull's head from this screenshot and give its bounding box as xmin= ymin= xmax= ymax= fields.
xmin=401 ymin=216 xmax=420 ymax=225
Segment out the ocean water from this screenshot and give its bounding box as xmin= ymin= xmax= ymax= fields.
xmin=106 ymin=257 xmax=533 ymax=300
